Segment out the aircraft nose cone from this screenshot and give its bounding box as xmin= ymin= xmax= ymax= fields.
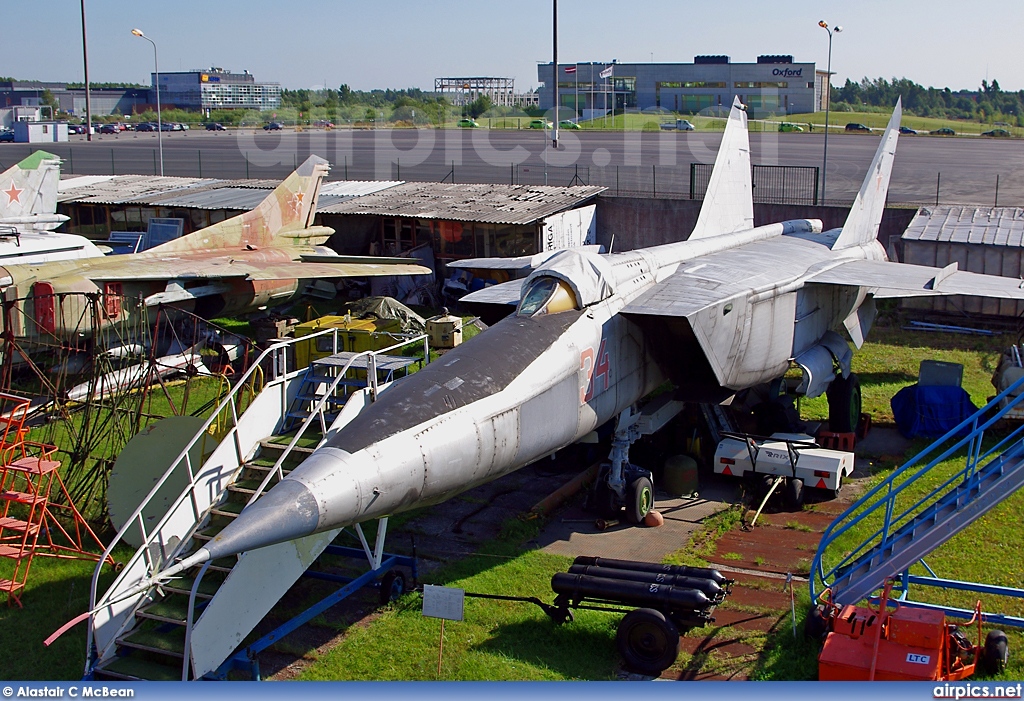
xmin=204 ymin=479 xmax=321 ymax=560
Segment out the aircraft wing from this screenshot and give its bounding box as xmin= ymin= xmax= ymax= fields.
xmin=805 ymin=259 xmax=1024 ymax=300
xmin=85 ymin=258 xmax=430 ymax=282
xmin=459 ymin=278 xmax=523 ymax=307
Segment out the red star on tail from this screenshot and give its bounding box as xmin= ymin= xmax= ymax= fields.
xmin=4 ymin=182 xmax=23 ymax=205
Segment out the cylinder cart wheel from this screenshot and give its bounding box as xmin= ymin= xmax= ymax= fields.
xmin=616 ymin=608 xmax=680 ymax=675
xmin=826 ymin=373 xmax=861 ymax=433
xmin=626 ymin=476 xmax=654 ymax=524
xmin=379 ymin=569 xmax=407 ymax=605
xmin=982 ymin=630 xmax=1009 ymax=674
xmin=785 ymin=477 xmax=805 ymax=510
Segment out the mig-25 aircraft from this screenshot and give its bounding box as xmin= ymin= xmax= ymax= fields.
xmin=121 ymin=98 xmax=1024 ymax=650
xmin=0 ymin=155 xmax=429 ymax=343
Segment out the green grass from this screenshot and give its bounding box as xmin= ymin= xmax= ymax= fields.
xmin=786 ymin=110 xmax=1022 ymax=137
xmin=799 ymin=325 xmax=1012 ymax=426
xmin=0 ymin=546 xmax=131 ymax=680
xmin=299 ymin=544 xmax=621 ymax=680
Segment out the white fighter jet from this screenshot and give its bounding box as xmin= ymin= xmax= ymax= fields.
xmin=153 ymin=97 xmax=1024 ymax=580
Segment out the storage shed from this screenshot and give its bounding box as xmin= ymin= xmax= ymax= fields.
xmin=901 ymin=205 xmax=1024 ymax=318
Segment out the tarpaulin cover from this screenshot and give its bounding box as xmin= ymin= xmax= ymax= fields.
xmin=522 ymin=249 xmax=615 ymax=308
xmin=890 ymin=384 xmax=978 ymax=439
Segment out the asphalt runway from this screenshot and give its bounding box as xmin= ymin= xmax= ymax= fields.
xmin=1 ymin=128 xmax=1019 ymax=206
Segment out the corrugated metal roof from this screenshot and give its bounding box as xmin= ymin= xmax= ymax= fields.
xmin=319 ymin=182 xmax=606 ymax=225
xmin=903 ymin=206 xmax=1024 ymax=248
xmin=57 ymin=175 xmax=214 ymax=205
xmin=56 ymin=175 xmax=406 ymax=211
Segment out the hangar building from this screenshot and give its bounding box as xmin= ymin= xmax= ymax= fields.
xmin=538 ymin=55 xmax=828 ymax=118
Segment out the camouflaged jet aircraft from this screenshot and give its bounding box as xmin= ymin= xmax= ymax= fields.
xmin=0 ymin=151 xmax=106 ymax=264
xmin=0 ymin=155 xmax=429 ymax=342
xmin=147 ymin=97 xmax=1024 ymax=587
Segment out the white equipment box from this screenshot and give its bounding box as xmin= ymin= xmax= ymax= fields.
xmin=714 ymin=432 xmax=854 ymax=495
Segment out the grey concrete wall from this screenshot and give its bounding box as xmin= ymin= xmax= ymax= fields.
xmin=595 ymin=196 xmax=918 ymax=254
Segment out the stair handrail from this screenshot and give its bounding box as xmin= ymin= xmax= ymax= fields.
xmin=811 ymin=372 xmax=1024 ymax=601
xmin=179 ymin=334 xmax=429 ymax=677
xmin=84 ymin=326 xmax=347 ymax=671
xmin=242 ymin=334 xmax=428 ymax=507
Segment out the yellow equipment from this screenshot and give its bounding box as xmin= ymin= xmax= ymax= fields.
xmin=293 ymin=315 xmax=406 ymax=369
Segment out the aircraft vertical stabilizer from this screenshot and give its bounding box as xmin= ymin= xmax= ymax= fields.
xmin=150 ymin=154 xmax=331 ymax=253
xmin=0 ymin=151 xmax=61 ymax=219
xmin=688 ymin=97 xmax=754 ymax=241
xmin=832 ymin=99 xmax=902 ymax=250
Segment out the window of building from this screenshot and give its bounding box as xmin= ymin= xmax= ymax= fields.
xmin=656 ymin=82 xmax=682 ymax=89
xmin=734 ymin=81 xmax=788 ymax=89
xmin=683 ymin=81 xmax=726 ymax=89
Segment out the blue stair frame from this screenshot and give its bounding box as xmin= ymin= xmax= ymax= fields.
xmin=811 ymin=372 xmax=1024 ymax=627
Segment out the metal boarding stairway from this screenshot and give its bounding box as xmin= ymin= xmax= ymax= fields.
xmin=84 ymin=330 xmax=427 ymax=681
xmin=811 ymin=372 xmax=1024 ymax=625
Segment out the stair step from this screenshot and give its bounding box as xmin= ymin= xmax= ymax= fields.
xmin=163 ymin=573 xmax=224 ymax=598
xmin=0 ymin=490 xmax=46 ymax=506
xmin=0 ymin=544 xmax=29 ymax=559
xmin=0 ymin=517 xmax=38 ymax=535
xmin=117 ymin=626 xmax=186 ymax=657
xmin=96 ymin=655 xmax=185 ymax=682
xmin=266 ymin=433 xmax=324 ymax=450
xmin=0 ymin=578 xmax=25 ymax=593
xmin=136 ymin=597 xmax=197 ymax=625
xmin=210 ymin=501 xmax=244 ymax=517
xmin=259 ymin=440 xmax=316 ymax=454
xmin=297 ymin=393 xmax=347 ymax=405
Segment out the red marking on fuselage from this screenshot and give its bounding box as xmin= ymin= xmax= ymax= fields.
xmin=581 ymin=337 xmax=610 ymax=403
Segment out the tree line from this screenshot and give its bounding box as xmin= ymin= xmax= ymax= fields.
xmin=832 ymin=77 xmax=1023 ymax=125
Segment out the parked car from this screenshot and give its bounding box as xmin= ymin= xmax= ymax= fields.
xmin=99 ymin=123 xmax=119 ymax=134
xmin=778 ymin=123 xmax=804 ymax=132
xmin=0 ymin=130 xmax=14 ymax=143
xmin=178 ymin=123 xmax=189 ymax=131
xmin=457 ymin=118 xmax=480 ymax=128
xmin=559 ymin=120 xmax=581 ymax=130
xmin=528 ymin=119 xmax=552 ymax=129
xmin=930 ymin=127 xmax=956 ymax=136
xmin=206 ymin=122 xmax=226 ymax=131
xmin=981 ymin=128 xmax=1011 ymax=137
xmin=67 ymin=124 xmax=86 ymax=134
xmin=898 ymin=126 xmax=918 ymax=135
xmin=263 ymin=122 xmax=283 ymax=131
xmin=158 ymin=122 xmax=175 ymax=131
xmin=845 ymin=123 xmax=871 ymax=132
xmin=136 ymin=122 xmax=156 ymax=132
xmin=313 ymin=119 xmax=335 ymax=128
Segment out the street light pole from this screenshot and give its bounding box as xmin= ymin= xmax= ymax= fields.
xmin=80 ymin=0 xmax=92 ymax=141
xmin=552 ymin=0 xmax=558 ymax=148
xmin=818 ymin=20 xmax=841 ymax=203
xmin=132 ymin=28 xmax=163 ymax=176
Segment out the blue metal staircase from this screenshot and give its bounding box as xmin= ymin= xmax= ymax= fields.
xmin=811 ymin=373 xmax=1024 ymax=626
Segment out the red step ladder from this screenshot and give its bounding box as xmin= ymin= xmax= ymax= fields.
xmin=0 ymin=393 xmax=113 ymax=607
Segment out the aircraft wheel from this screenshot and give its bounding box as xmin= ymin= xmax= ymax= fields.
xmin=982 ymin=630 xmax=1009 ymax=674
xmin=616 ymin=608 xmax=680 ymax=675
xmin=827 ymin=373 xmax=861 ymax=433
xmin=785 ymin=477 xmax=804 ymax=510
xmin=379 ymin=569 xmax=406 ymax=605
xmin=625 ymin=476 xmax=654 ymax=525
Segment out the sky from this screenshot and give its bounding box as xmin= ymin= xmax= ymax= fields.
xmin=3 ymin=0 xmax=1023 ymax=93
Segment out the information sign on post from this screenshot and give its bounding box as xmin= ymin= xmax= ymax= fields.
xmin=422 ymin=584 xmax=465 ymax=621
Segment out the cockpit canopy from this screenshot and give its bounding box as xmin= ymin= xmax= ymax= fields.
xmin=516 ymin=249 xmax=614 ymax=317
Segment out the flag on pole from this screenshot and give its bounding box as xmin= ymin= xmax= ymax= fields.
xmin=564 ymin=66 xmax=577 ymax=74
xmin=599 ymin=66 xmax=613 ymax=79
